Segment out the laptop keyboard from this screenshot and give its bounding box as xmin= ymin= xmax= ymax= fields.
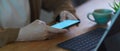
xmin=58 ymin=28 xmax=106 ymax=51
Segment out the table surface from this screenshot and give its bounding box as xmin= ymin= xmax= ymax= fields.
xmin=0 ymin=0 xmax=114 ymax=51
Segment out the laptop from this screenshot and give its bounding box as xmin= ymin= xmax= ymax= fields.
xmin=58 ymin=9 xmax=120 ymax=51
xmin=95 ymin=8 xmax=120 ymax=51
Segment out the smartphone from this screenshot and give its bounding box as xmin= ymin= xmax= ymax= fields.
xmin=51 ymin=20 xmax=80 ymax=29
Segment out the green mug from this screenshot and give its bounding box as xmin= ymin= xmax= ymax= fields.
xmin=87 ymin=9 xmax=113 ymax=25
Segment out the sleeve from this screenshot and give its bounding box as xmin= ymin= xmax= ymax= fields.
xmin=29 ymin=0 xmax=42 ymax=22
xmin=53 ymin=0 xmax=76 ymax=18
xmin=42 ymin=0 xmax=76 ymax=25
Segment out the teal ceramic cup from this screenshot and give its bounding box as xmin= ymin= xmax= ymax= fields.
xmin=87 ymin=9 xmax=113 ymax=25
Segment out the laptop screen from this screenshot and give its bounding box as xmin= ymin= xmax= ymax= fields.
xmin=96 ymin=9 xmax=120 ymax=51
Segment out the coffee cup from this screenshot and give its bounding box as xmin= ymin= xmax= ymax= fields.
xmin=87 ymin=9 xmax=113 ymax=25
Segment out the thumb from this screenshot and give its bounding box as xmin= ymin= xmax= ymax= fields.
xmin=47 ymin=26 xmax=68 ymax=34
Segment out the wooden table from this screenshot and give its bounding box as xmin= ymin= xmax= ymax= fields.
xmin=0 ymin=0 xmax=114 ymax=51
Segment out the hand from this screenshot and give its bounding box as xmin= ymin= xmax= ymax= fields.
xmin=46 ymin=25 xmax=68 ymax=39
xmin=17 ymin=20 xmax=67 ymax=41
xmin=59 ymin=11 xmax=80 ymax=27
xmin=60 ymin=11 xmax=80 ymax=21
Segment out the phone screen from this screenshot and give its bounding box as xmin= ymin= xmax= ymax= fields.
xmin=51 ymin=20 xmax=80 ymax=29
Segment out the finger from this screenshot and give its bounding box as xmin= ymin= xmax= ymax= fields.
xmin=66 ymin=12 xmax=77 ymax=20
xmin=47 ymin=26 xmax=68 ymax=34
xmin=45 ymin=28 xmax=68 ymax=40
xmin=67 ymin=13 xmax=80 ymax=27
xmin=74 ymin=14 xmax=80 ymax=20
xmin=60 ymin=11 xmax=67 ymax=21
xmin=69 ymin=14 xmax=80 ymax=26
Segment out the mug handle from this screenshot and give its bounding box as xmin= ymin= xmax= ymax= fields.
xmin=87 ymin=13 xmax=95 ymax=22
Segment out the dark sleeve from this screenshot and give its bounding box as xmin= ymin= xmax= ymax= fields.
xmin=42 ymin=0 xmax=76 ymax=25
xmin=53 ymin=0 xmax=76 ymax=18
xmin=42 ymin=0 xmax=76 ymax=17
xmin=29 ymin=0 xmax=42 ymax=22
